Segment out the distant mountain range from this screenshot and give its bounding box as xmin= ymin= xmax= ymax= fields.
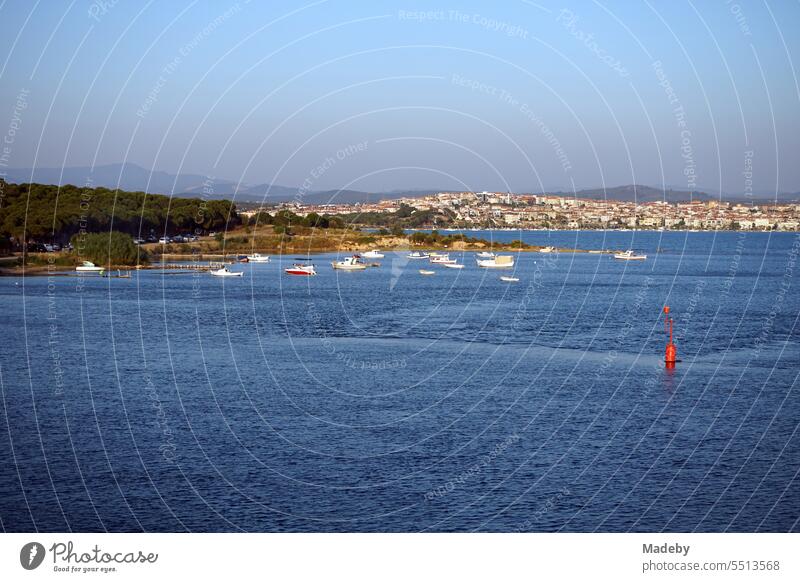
xmin=2 ymin=163 xmax=797 ymax=204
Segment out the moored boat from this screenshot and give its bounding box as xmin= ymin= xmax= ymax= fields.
xmin=443 ymin=263 xmax=464 ymax=269
xmin=76 ymin=261 xmax=104 ymax=272
xmin=246 ymin=253 xmax=270 ymax=263
xmin=407 ymin=251 xmax=429 ymax=260
xmin=613 ymin=250 xmax=647 ymax=261
xmin=430 ymin=254 xmax=456 ymax=264
xmin=210 ymin=266 xmax=244 ymax=277
xmin=477 ymin=255 xmax=515 ymax=268
xmin=539 ymin=246 xmax=556 ymax=253
xmin=284 ymin=264 xmax=316 ymax=276
xmin=419 ymin=269 xmax=435 ymax=275
xmin=476 ymin=251 xmax=495 ymax=259
xmin=332 ymin=256 xmax=367 ymax=270
xmin=361 ymin=250 xmax=384 ymax=259
xmin=500 ymin=276 xmax=520 ymax=282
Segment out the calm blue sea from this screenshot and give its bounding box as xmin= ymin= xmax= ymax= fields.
xmin=1 ymin=231 xmax=798 ymax=532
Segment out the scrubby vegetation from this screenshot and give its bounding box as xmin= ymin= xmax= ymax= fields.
xmin=70 ymin=231 xmax=146 ymax=266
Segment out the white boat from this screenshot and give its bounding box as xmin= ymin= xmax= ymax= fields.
xmin=613 ymin=250 xmax=647 ymax=261
xmin=430 ymin=254 xmax=456 ymax=264
xmin=443 ymin=263 xmax=464 ymax=269
xmin=75 ymin=261 xmax=104 ymax=272
xmin=419 ymin=269 xmax=435 ymax=275
xmin=246 ymin=253 xmax=270 ymax=263
xmin=500 ymin=276 xmax=520 ymax=282
xmin=476 ymin=251 xmax=495 ymax=259
xmin=210 ymin=266 xmax=244 ymax=277
xmin=539 ymin=246 xmax=556 ymax=253
xmin=477 ymin=255 xmax=515 ymax=268
xmin=361 ymin=250 xmax=384 ymax=259
xmin=407 ymin=251 xmax=429 ymax=260
xmin=284 ymin=264 xmax=316 ymax=276
xmin=332 ymin=256 xmax=367 ymax=270
xmin=427 ymin=252 xmax=447 ymax=258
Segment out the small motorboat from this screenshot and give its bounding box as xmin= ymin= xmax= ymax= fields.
xmin=332 ymin=256 xmax=367 ymax=270
xmin=430 ymin=254 xmax=456 ymax=264
xmin=284 ymin=264 xmax=316 ymax=276
xmin=476 ymin=251 xmax=495 ymax=259
xmin=407 ymin=252 xmax=429 ymax=260
xmin=361 ymin=250 xmax=384 ymax=259
xmin=210 ymin=266 xmax=244 ymax=277
xmin=539 ymin=246 xmax=556 ymax=253
xmin=246 ymin=253 xmax=270 ymax=263
xmin=443 ymin=263 xmax=464 ymax=269
xmin=500 ymin=276 xmax=520 ymax=282
xmin=76 ymin=261 xmax=104 ymax=272
xmin=419 ymin=269 xmax=435 ymax=275
xmin=614 ymin=250 xmax=647 ymax=261
xmin=477 ymin=255 xmax=515 ymax=268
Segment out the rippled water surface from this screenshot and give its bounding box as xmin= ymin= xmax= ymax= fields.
xmin=1 ymin=231 xmax=798 ymax=531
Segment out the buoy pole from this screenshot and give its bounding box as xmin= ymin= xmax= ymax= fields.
xmin=663 ymin=306 xmax=676 ymax=367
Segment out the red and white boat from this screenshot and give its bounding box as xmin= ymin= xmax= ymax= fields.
xmin=284 ymin=263 xmax=316 ymax=276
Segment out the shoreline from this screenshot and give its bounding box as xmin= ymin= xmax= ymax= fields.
xmin=1 ymin=246 xmax=594 ymax=276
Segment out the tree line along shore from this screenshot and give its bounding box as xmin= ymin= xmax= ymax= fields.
xmin=0 ymin=180 xmax=561 ymax=272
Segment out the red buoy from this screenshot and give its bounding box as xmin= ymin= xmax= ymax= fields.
xmin=663 ymin=306 xmax=676 ymax=367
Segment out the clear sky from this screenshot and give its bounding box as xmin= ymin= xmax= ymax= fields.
xmin=1 ymin=0 xmax=799 ymax=194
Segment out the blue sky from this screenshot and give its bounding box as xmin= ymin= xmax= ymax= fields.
xmin=1 ymin=0 xmax=799 ymax=194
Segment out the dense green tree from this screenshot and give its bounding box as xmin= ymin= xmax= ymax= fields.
xmin=0 ymin=180 xmax=240 ymax=242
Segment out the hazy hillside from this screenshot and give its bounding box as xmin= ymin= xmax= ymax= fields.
xmin=5 ymin=164 xmax=797 ymax=203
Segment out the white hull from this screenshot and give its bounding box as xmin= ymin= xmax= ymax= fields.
xmin=500 ymin=276 xmax=519 ymax=282
xmin=419 ymin=270 xmax=435 ymax=275
xmin=407 ymin=253 xmax=429 ymax=260
xmin=443 ymin=263 xmax=464 ymax=269
xmin=477 ymin=257 xmax=515 ymax=268
xmin=614 ymin=251 xmax=647 ymax=260
xmin=332 ymin=256 xmax=367 ymax=270
xmin=211 ymin=268 xmax=243 ymax=277
xmin=76 ymin=262 xmax=104 ymax=272
xmin=362 ymin=251 xmax=384 ymax=259
xmin=246 ymin=254 xmax=270 ymax=263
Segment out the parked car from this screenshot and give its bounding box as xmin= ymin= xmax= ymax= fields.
xmin=158 ymin=237 xmax=170 ymax=244
xmin=133 ymin=238 xmax=145 ymax=245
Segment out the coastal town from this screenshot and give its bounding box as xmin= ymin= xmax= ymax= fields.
xmin=249 ymin=190 xmax=800 ymax=231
